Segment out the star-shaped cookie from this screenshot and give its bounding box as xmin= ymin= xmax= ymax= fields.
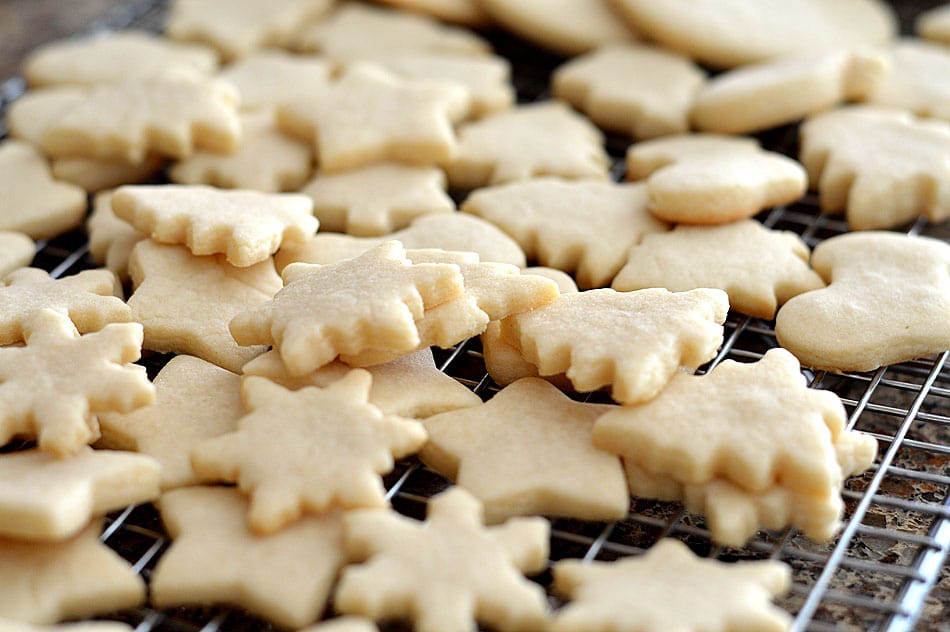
xmin=551 ymin=539 xmax=791 ymax=632
xmin=0 ymin=521 xmax=145 ymax=625
xmin=612 ymin=220 xmax=825 ymax=319
xmin=776 ymin=231 xmax=950 ymax=371
xmin=336 ymin=487 xmax=549 ymax=631
xmin=422 ymin=378 xmax=628 ymax=523
xmin=128 ymin=241 xmax=282 ymax=373
xmin=799 ymin=105 xmax=950 ymax=229
xmin=502 ymin=288 xmax=729 ymax=404
xmin=166 ymin=0 xmax=336 ymax=61
xmin=191 ymin=371 xmax=427 ymax=533
xmin=0 ymin=267 xmax=130 ymax=346
xmin=242 ymin=348 xmax=481 ymax=418
xmin=299 ymin=163 xmax=455 ymax=236
xmin=0 ymin=232 xmax=34 ymax=277
xmin=0 ymin=447 xmax=160 ymax=542
xmin=112 ymin=185 xmax=317 ymax=267
xmin=0 ymin=309 xmax=154 ymax=457
xmin=593 ymin=348 xmax=849 ymax=496
xmin=292 ymin=2 xmax=490 ymax=62
xmin=553 ymin=43 xmax=705 ymax=139
xmin=40 ymin=75 xmax=242 ymax=164
xmin=230 ymin=241 xmax=466 ymax=375
xmin=97 ymin=355 xmax=243 ymax=489
xmin=151 ymin=486 xmax=345 ymax=628
xmin=0 ymin=140 xmax=87 ymax=240
xmin=274 ymin=212 xmax=527 ymax=270
xmin=445 ymin=101 xmax=611 ymax=188
xmin=462 ymin=177 xmax=668 ymax=288
xmin=277 ymin=64 xmax=465 ymax=173
xmin=170 ymin=110 xmax=314 ymax=193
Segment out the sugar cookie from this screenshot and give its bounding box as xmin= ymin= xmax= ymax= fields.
xmin=917 ymin=4 xmax=950 ymax=45
xmin=170 ymin=110 xmax=314 ymax=192
xmin=612 ymin=220 xmax=825 ymax=319
xmin=51 ymin=156 xmax=165 ymax=195
xmin=40 ymin=75 xmax=241 ymax=164
xmin=0 ymin=310 xmax=153 ymax=457
xmin=479 ymin=0 xmax=634 ymax=56
xmin=776 ymin=232 xmax=950 ymax=372
xmin=230 ymin=241 xmax=465 ymax=375
xmin=0 ymin=232 xmax=35 ymax=278
xmin=867 ymin=39 xmax=950 ymax=122
xmin=0 ymin=522 xmax=145 ymax=625
xmin=626 ymin=134 xmax=807 ymax=224
xmin=553 ymin=43 xmax=705 ymax=139
xmin=445 ymin=101 xmax=611 ymax=188
xmin=127 ymin=241 xmax=282 ymax=373
xmin=551 ymin=539 xmax=791 ymax=632
xmin=380 ymin=53 xmax=514 ymax=119
xmin=692 ymin=49 xmax=889 ymax=134
xmin=462 ymin=178 xmax=668 ymax=288
xmin=0 ymin=140 xmax=86 ymax=240
xmin=242 ymin=348 xmax=481 ymax=418
xmin=421 ymin=378 xmax=627 ymax=524
xmin=0 ymin=448 xmax=160 ymax=542
xmin=0 ymin=267 xmax=128 ymax=346
xmin=610 ymin=0 xmax=896 ymax=68
xmin=275 ymin=212 xmax=527 ymax=270
xmin=86 ymin=192 xmax=146 ymax=283
xmin=336 ymin=487 xmax=549 ymax=631
xmin=278 ymin=64 xmax=465 ymax=173
xmin=23 ymin=30 xmax=218 ymax=88
xmin=299 ymin=163 xmax=454 ymax=236
xmin=799 ymin=105 xmax=950 ymax=229
xmin=192 ymin=371 xmax=427 ymax=533
xmin=6 ymin=87 xmax=87 ymax=146
xmin=97 ymin=355 xmax=243 ymax=489
xmin=292 ymin=3 xmax=490 ymax=62
xmin=216 ymin=50 xmax=333 ymax=111
xmin=112 ymin=184 xmax=317 ymax=267
xmin=374 ymin=0 xmax=489 ymax=26
xmin=501 ymin=288 xmax=728 ymax=404
xmin=151 ymin=487 xmax=345 ymax=628
xmin=166 ymin=0 xmax=336 ymax=61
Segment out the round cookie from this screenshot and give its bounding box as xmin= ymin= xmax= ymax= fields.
xmin=610 ymin=0 xmax=896 ymax=69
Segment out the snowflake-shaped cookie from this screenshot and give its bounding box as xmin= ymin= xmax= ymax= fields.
xmin=0 ymin=521 xmax=145 ymax=624
xmin=612 ymin=220 xmax=825 ymax=319
xmin=551 ymin=539 xmax=791 ymax=632
xmin=128 ymin=241 xmax=282 ymax=373
xmin=593 ymin=348 xmax=850 ymax=496
xmin=151 ymin=487 xmax=345 ymax=628
xmin=462 ymin=177 xmax=668 ymax=288
xmin=192 ymin=371 xmax=426 ymax=533
xmin=336 ymin=487 xmax=549 ymax=631
xmin=230 ymin=241 xmax=466 ymax=375
xmin=446 ymin=101 xmax=611 ymax=188
xmin=277 ymin=64 xmax=466 ymax=173
xmin=299 ymin=163 xmax=454 ymax=236
xmin=776 ymin=232 xmax=950 ymax=371
xmin=112 ymin=184 xmax=317 ymax=267
xmin=166 ymin=0 xmax=336 ymax=60
xmin=0 ymin=447 xmax=160 ymax=542
xmin=502 ymin=287 xmax=729 ymax=404
xmin=799 ymin=105 xmax=950 ymax=229
xmin=0 ymin=267 xmax=130 ymax=345
xmin=422 ymin=378 xmax=627 ymax=523
xmin=97 ymin=355 xmax=243 ymax=489
xmin=40 ymin=75 xmax=241 ymax=164
xmin=553 ymin=43 xmax=705 ymax=138
xmin=0 ymin=309 xmax=154 ymax=456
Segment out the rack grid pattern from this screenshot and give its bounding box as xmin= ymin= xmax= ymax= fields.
xmin=1 ymin=1 xmax=948 ymax=630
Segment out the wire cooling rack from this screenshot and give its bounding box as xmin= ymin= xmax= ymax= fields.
xmin=2 ymin=1 xmax=949 ymax=630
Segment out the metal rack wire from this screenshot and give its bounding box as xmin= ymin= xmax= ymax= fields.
xmin=2 ymin=0 xmax=948 ymax=630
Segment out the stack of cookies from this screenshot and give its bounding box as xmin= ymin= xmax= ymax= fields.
xmin=1 ymin=0 xmax=949 ymax=630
